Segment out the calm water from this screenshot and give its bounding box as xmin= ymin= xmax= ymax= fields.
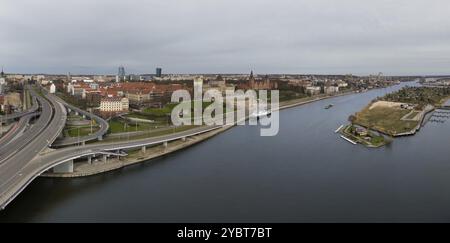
xmin=2 ymin=81 xmax=450 ymax=222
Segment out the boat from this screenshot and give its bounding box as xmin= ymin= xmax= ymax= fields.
xmin=325 ymin=104 xmax=334 ymax=109
xmin=250 ymin=109 xmax=271 ymax=119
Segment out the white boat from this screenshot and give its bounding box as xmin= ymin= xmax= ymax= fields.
xmin=250 ymin=109 xmax=271 ymax=118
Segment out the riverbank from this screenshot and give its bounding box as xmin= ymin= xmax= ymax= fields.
xmin=338 ymin=124 xmax=388 ymax=148
xmin=41 ymin=89 xmax=360 ymax=178
xmin=354 ymin=101 xmax=435 ymax=137
xmin=41 ymin=124 xmax=235 ymax=178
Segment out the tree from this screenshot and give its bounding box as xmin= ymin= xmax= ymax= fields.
xmin=348 ymin=114 xmax=357 ymax=125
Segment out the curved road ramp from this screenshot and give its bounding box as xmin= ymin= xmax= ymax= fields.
xmin=0 ymin=86 xmax=67 ymax=210
xmin=0 ymin=115 xmax=222 ymax=209
xmin=51 ymin=95 xmax=109 ymax=147
xmin=0 ymin=90 xmax=39 ymax=122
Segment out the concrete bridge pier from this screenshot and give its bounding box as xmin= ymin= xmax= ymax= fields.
xmin=53 ymin=160 xmax=74 ymax=173
xmin=97 ymin=135 xmax=103 ymax=141
xmin=181 ymin=137 xmax=186 ymax=142
xmin=141 ymin=146 xmax=146 ymax=153
xmin=87 ymin=155 xmax=92 ymax=164
xmin=163 ymin=141 xmax=168 ymax=151
xmin=103 ymin=154 xmax=107 ymax=163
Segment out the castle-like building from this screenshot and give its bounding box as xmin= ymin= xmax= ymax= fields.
xmin=239 ymin=71 xmax=277 ymax=90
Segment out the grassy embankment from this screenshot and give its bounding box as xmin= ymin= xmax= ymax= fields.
xmin=353 ymin=105 xmax=419 ymax=136
xmin=65 ymin=126 xmax=99 ymax=137
xmin=109 ymin=101 xmax=214 ymax=134
xmin=352 ymin=87 xmax=450 ymax=136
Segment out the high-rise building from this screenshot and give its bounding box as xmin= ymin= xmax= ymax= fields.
xmin=156 ymin=67 xmax=162 ymax=77
xmin=118 ymin=66 xmax=126 ymax=78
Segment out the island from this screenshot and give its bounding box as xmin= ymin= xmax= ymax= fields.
xmin=338 ymin=86 xmax=450 ymax=147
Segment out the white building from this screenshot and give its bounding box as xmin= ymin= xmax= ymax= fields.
xmin=99 ymin=97 xmax=129 ymax=112
xmin=40 ymin=80 xmax=51 ymax=85
xmin=306 ymin=86 xmax=321 ymax=95
xmin=66 ymin=83 xmax=73 ymax=93
xmin=49 ymin=83 xmax=56 ymax=94
xmin=324 ymin=86 xmax=339 ymax=94
xmin=337 ymin=81 xmax=348 ymax=88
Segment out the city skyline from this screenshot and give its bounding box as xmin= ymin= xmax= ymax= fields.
xmin=2 ymin=0 xmax=450 ymax=75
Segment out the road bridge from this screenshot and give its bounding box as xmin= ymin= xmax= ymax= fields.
xmin=0 ymin=124 xmax=223 ymax=209
xmin=0 ymin=86 xmax=67 ymax=209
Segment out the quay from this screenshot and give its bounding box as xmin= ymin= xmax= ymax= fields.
xmin=340 ymin=135 xmax=357 ymax=145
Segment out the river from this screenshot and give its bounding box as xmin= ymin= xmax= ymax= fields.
xmin=2 ymin=81 xmax=450 ymax=222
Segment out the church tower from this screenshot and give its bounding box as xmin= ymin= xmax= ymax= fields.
xmin=249 ymin=70 xmax=255 ymax=88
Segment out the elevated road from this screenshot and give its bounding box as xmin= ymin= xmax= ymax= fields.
xmin=0 ymin=89 xmax=52 ymax=163
xmin=0 ymin=124 xmax=223 ymax=209
xmin=0 ymin=112 xmax=39 ymax=150
xmin=51 ymin=95 xmax=109 ymax=146
xmin=0 ymin=86 xmax=67 ymax=209
xmin=0 ymin=93 xmax=39 ymax=122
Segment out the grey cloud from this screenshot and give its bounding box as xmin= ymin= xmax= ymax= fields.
xmin=1 ymin=0 xmax=450 ymax=75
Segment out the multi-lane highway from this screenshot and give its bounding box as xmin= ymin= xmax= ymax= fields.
xmin=0 ymin=91 xmax=39 ymax=148
xmin=0 ymin=112 xmax=39 ymax=153
xmin=0 ymin=89 xmax=52 ymax=163
xmin=0 ymin=86 xmax=227 ymax=210
xmin=0 ymin=123 xmax=222 ymax=209
xmin=0 ymin=86 xmax=67 ymax=209
xmin=0 ymin=91 xmax=39 ymax=121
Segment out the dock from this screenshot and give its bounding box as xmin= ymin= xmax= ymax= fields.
xmin=335 ymin=125 xmax=344 ymax=133
xmin=340 ymin=135 xmax=357 ymax=145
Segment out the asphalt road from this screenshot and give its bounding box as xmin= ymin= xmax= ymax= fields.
xmin=0 ymin=89 xmax=53 ymax=163
xmin=0 ymin=124 xmax=222 ymax=209
xmin=0 ymin=92 xmax=39 ymax=121
xmin=0 ymin=86 xmax=67 ymax=209
xmin=51 ymin=95 xmax=109 ymax=146
xmin=0 ymin=112 xmax=39 ymax=151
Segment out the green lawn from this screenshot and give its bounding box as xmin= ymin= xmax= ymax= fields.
xmin=279 ymin=90 xmax=308 ymax=102
xmin=108 ymin=118 xmax=166 ymax=133
xmin=341 ymin=125 xmax=387 ymax=147
xmin=101 ymin=125 xmax=199 ymax=143
xmin=65 ymin=126 xmax=100 ymax=137
xmin=142 ymin=101 xmax=214 ymax=116
xmin=128 ymin=101 xmax=221 ymax=123
xmin=354 ymin=106 xmax=419 ymax=135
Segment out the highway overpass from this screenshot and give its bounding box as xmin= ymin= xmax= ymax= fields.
xmin=0 ymin=124 xmax=223 ymax=210
xmin=0 ymin=86 xmax=67 ymax=209
xmin=51 ymin=95 xmax=109 ymax=147
xmin=0 ymin=91 xmax=39 ymax=122
xmin=0 ymin=86 xmax=235 ymax=210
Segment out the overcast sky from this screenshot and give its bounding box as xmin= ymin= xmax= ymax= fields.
xmin=1 ymin=0 xmax=450 ymax=75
